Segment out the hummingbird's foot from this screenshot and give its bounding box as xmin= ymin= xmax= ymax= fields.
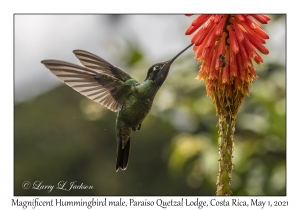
xmin=132 ymin=124 xmax=142 ymax=131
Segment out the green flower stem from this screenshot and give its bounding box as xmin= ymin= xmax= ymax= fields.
xmin=216 ymin=113 xmax=236 ymax=196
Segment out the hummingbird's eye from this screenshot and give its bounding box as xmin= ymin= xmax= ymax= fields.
xmin=154 ymin=65 xmax=161 ymax=71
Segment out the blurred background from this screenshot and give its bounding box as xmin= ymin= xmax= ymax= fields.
xmin=14 ymin=14 xmax=285 ymax=196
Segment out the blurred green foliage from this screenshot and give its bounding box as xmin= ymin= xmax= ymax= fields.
xmin=14 ymin=15 xmax=285 ymax=196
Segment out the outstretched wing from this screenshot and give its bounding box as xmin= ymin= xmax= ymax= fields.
xmin=41 ymin=60 xmax=133 ymax=112
xmin=73 ymin=50 xmax=137 ymax=83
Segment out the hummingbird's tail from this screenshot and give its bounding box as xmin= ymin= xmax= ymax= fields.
xmin=116 ymin=137 xmax=130 ymax=171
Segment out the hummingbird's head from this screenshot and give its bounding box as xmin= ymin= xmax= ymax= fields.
xmin=145 ymin=62 xmax=165 ymax=81
xmin=144 ymin=43 xmax=193 ymax=86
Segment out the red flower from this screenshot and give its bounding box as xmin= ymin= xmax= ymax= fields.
xmin=185 ymin=14 xmax=270 ymax=113
xmin=185 ymin=14 xmax=270 ymax=196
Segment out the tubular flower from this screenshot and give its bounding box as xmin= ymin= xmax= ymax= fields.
xmin=185 ymin=14 xmax=270 ymax=196
xmin=186 ymin=14 xmax=269 ymax=115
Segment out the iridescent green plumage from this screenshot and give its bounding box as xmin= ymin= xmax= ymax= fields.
xmin=41 ymin=43 xmax=192 ymax=171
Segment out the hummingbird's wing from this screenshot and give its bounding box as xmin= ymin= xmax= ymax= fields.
xmin=41 ymin=60 xmax=134 ymax=112
xmin=73 ymin=50 xmax=137 ymax=83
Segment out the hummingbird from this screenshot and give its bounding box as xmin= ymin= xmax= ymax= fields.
xmin=41 ymin=43 xmax=193 ymax=171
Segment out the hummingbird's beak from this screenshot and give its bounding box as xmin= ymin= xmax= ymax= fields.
xmin=167 ymin=43 xmax=194 ymax=65
xmin=153 ymin=43 xmax=193 ymax=85
xmin=160 ymin=43 xmax=193 ymax=73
